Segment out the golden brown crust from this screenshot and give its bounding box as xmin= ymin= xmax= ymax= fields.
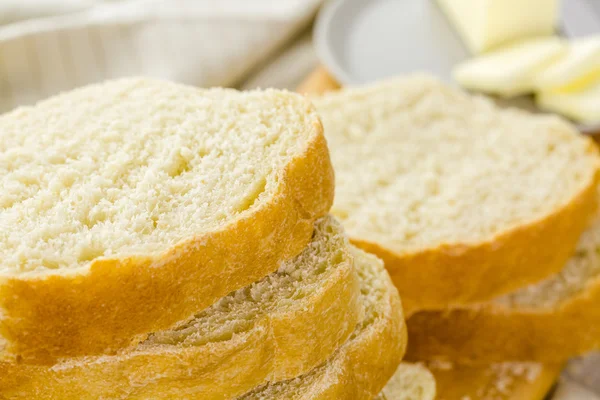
xmin=0 ymin=218 xmax=361 ymax=399
xmin=314 ymin=277 xmax=406 ymax=400
xmin=430 ymin=362 xmax=562 ymax=400
xmin=246 ymin=252 xmax=407 ymax=400
xmin=353 ymin=146 xmax=600 ymax=313
xmin=0 ymin=118 xmax=334 ymax=365
xmin=406 ymin=271 xmax=600 ymax=363
xmin=296 ymin=67 xmax=341 ymax=95
xmin=376 ymin=362 xmax=559 ymax=400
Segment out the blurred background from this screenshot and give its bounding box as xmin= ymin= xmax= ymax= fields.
xmin=0 ymin=1 xmax=599 ymax=399
xmin=0 ymin=0 xmax=322 ymax=113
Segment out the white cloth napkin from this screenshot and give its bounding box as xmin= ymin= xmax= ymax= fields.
xmin=0 ymin=0 xmax=322 ymax=113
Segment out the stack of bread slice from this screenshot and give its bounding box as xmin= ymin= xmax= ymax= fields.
xmin=0 ymin=78 xmax=423 ymax=399
xmin=312 ymin=75 xmax=600 ymax=398
xmin=407 ymin=213 xmax=600 ymax=363
xmin=6 ymin=72 xmax=592 ymax=400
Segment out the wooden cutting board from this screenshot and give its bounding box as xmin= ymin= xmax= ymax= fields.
xmin=296 ymin=66 xmax=564 ymax=400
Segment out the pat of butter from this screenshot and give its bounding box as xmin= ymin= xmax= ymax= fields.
xmin=534 ymin=36 xmax=600 ymax=93
xmin=437 ymin=0 xmax=559 ymax=54
xmin=453 ymin=37 xmax=566 ymax=98
xmin=537 ymin=80 xmax=600 ymax=124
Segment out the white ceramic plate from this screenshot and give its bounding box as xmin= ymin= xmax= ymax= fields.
xmin=314 ymin=0 xmax=600 ymax=135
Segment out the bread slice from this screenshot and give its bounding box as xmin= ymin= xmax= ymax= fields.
xmin=375 ymin=362 xmax=559 ymax=400
xmin=377 ymin=362 xmax=560 ymax=400
xmin=0 ymin=217 xmax=362 ymax=399
xmin=376 ymin=363 xmax=437 ymax=400
xmin=0 ymin=78 xmax=334 ymax=364
xmin=238 ymin=247 xmax=407 ymax=400
xmin=376 ymin=362 xmax=559 ymax=400
xmin=426 ymin=361 xmax=561 ymax=400
xmin=312 ymin=75 xmax=600 ymax=312
xmin=407 ymin=214 xmax=600 ymax=362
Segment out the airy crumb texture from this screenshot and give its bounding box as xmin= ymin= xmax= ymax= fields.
xmin=0 ymin=77 xmax=319 ymax=274
xmin=0 ymin=76 xmax=333 ymax=364
xmin=313 ymin=74 xmax=599 ymax=311
xmin=495 ymin=215 xmax=600 ymax=308
xmin=314 ymin=75 xmax=596 ymax=254
xmin=238 ymin=248 xmax=406 ymax=400
xmin=0 ymin=217 xmax=363 ymax=400
xmin=377 ymin=363 xmax=436 ymax=400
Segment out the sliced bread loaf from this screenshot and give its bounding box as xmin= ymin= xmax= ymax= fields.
xmin=0 ymin=78 xmax=334 ymax=363
xmin=313 ymin=75 xmax=600 ymax=312
xmin=0 ymin=217 xmax=361 ymax=399
xmin=376 ymin=363 xmax=437 ymax=400
xmin=407 ymin=214 xmax=600 ymax=362
xmin=238 ymin=247 xmax=406 ymax=400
